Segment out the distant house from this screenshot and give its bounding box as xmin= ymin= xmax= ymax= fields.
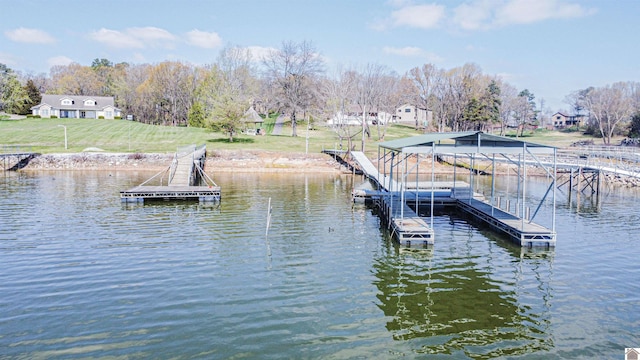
xmin=552 ymin=112 xmax=585 ymax=129
xmin=395 ymin=104 xmax=432 ymax=128
xmin=31 ymin=94 xmax=121 ymax=119
xmin=327 ymin=104 xmax=392 ymax=126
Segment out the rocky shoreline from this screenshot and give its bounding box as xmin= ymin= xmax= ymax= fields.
xmin=20 ymin=150 xmax=347 ymax=173
xmin=15 ymin=150 xmax=640 ymax=187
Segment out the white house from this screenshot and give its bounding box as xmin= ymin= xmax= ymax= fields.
xmin=395 ymin=104 xmax=431 ymax=128
xmin=31 ymin=94 xmax=121 ymax=119
xmin=327 ymin=104 xmax=392 ymax=126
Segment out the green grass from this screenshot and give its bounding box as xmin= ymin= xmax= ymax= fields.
xmin=0 ymin=117 xmax=601 ymax=154
xmin=0 ymin=117 xmax=417 ymax=154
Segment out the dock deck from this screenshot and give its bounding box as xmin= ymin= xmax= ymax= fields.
xmin=120 ymin=185 xmax=221 ymax=202
xmin=120 ymin=144 xmax=219 ymax=203
xmin=381 ymin=196 xmax=434 ymax=247
xmin=455 ymin=198 xmax=556 ymax=247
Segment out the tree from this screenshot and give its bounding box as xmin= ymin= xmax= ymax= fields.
xmin=408 ymin=63 xmax=439 ymax=129
xmin=263 ymin=40 xmax=324 ymax=137
xmin=353 ymin=63 xmax=392 ymax=151
xmin=49 ymin=62 xmax=103 ymax=95
xmin=496 ymin=82 xmax=518 ymax=135
xmin=628 ymin=112 xmax=640 ymax=138
xmin=188 ymin=100 xmax=206 ymax=128
xmin=196 ymin=46 xmax=257 ymax=141
xmin=582 ymin=82 xmax=634 ymax=144
xmin=0 ymin=64 xmax=29 ymax=114
xmin=20 ymin=79 xmax=42 ymax=114
xmin=322 ymin=67 xmax=360 ymax=152
xmin=136 ymin=61 xmax=198 ymax=125
xmin=514 ymin=89 xmax=537 ymax=137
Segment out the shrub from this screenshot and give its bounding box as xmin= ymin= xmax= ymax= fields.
xmin=128 ymin=153 xmax=145 ymax=160
xmin=98 ymin=116 xmax=105 ymax=119
xmin=114 ymin=116 xmax=121 ymax=120
xmin=50 ymin=115 xmax=57 ymax=118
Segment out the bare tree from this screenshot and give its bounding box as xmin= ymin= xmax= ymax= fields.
xmin=497 ymin=82 xmax=519 ymax=135
xmin=353 ymin=63 xmax=392 ymax=151
xmin=372 ymin=71 xmax=403 ymax=141
xmin=322 ymin=67 xmax=360 ymax=152
xmin=262 ymin=40 xmax=324 ymax=137
xmin=136 ymin=61 xmax=198 ymax=126
xmin=408 ymin=63 xmax=439 ymax=130
xmin=583 ymin=82 xmax=634 ymax=144
xmin=513 ymin=89 xmax=537 ymax=137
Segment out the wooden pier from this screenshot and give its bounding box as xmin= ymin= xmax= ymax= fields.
xmin=120 ymin=144 xmax=220 ymax=203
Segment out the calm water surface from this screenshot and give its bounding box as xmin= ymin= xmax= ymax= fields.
xmin=1 ymin=170 xmax=639 ymax=359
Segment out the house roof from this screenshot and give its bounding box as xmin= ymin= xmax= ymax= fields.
xmin=242 ymin=107 xmax=264 ymax=123
xmin=34 ymin=94 xmax=119 ymax=111
xmin=378 ymin=131 xmax=555 ymax=154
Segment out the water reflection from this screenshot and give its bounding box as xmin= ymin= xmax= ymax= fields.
xmin=372 ymin=213 xmax=554 ymax=358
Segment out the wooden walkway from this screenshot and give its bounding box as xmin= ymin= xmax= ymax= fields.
xmin=120 ymin=144 xmax=220 ymax=203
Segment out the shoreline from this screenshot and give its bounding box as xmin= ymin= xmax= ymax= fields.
xmin=14 ymin=150 xmax=640 ymax=187
xmin=19 ymin=150 xmax=348 ymax=173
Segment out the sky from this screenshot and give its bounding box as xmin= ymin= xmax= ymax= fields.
xmin=1 ymin=0 xmax=638 ymax=112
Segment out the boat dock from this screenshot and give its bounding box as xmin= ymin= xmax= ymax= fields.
xmin=347 ymin=150 xmax=435 ymax=246
xmin=120 ymin=144 xmax=220 ymax=203
xmin=338 ymin=131 xmax=557 ymax=248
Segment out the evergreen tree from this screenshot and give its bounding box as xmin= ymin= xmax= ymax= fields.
xmin=188 ymin=101 xmax=206 ymax=128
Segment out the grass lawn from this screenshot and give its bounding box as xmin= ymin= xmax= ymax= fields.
xmin=0 ymin=116 xmax=604 ymax=154
xmin=0 ymin=117 xmax=418 ymax=154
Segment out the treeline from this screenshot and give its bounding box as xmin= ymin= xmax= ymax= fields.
xmin=1 ymin=41 xmax=639 ymax=144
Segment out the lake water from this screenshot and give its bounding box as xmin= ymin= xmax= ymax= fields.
xmin=1 ymin=170 xmax=639 ymax=359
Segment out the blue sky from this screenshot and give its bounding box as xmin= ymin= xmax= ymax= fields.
xmin=1 ymin=0 xmax=638 ymax=111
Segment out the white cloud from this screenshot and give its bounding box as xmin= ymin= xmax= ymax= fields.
xmin=47 ymin=56 xmax=74 ymax=68
xmin=186 ymin=30 xmax=222 ymax=49
xmin=383 ymin=46 xmax=424 ymax=56
xmin=453 ymin=0 xmax=596 ymax=30
xmin=89 ymin=28 xmax=144 ymax=48
xmin=5 ymin=27 xmax=56 ymax=44
xmin=391 ymin=4 xmax=446 ymax=29
xmin=383 ymin=46 xmax=444 ymax=63
xmin=247 ymin=46 xmax=277 ymax=61
xmin=128 ymin=27 xmax=177 ymax=42
xmin=89 ymin=27 xmax=178 ymax=49
xmin=495 ymin=0 xmax=595 ymax=26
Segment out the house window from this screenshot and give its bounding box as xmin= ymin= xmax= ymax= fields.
xmin=105 ymin=111 xmax=113 ymax=118
xmin=405 ymin=108 xmax=411 ymax=113
xmin=42 ymin=109 xmax=49 ymax=117
xmin=61 ymin=99 xmax=72 ymax=105
xmin=84 ymin=100 xmax=95 ymax=106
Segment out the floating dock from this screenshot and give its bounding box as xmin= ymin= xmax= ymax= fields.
xmin=120 ymin=144 xmax=220 ymax=203
xmin=335 ymin=131 xmax=557 ymax=248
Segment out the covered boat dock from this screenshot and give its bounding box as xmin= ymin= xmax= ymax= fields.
xmin=374 ymin=131 xmax=557 ymax=247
